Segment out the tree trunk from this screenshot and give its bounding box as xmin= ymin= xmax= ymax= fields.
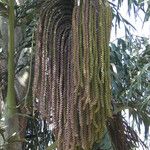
xmin=0 ymin=0 xmax=28 ymax=148
xmin=4 ymin=0 xmax=21 ymax=149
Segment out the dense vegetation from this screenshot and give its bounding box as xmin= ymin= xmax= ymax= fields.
xmin=0 ymin=0 xmax=150 ymax=150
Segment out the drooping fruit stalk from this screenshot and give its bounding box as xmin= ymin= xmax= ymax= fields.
xmin=33 ymin=0 xmax=112 ymax=149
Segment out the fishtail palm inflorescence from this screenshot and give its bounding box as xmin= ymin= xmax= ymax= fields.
xmin=33 ymin=0 xmax=112 ymax=149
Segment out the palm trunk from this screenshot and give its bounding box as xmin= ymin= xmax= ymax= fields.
xmin=7 ymin=0 xmax=15 ymax=115
xmin=5 ymin=0 xmax=21 ymax=149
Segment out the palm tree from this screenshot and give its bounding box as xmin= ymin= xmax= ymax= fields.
xmin=0 ymin=0 xmax=149 ymax=149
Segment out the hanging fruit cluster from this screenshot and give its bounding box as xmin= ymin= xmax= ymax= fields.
xmin=33 ymin=0 xmax=112 ymax=149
